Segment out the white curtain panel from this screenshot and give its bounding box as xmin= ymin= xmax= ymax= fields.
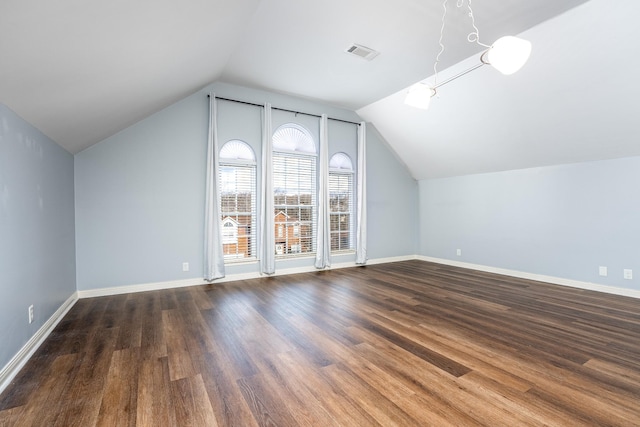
xmin=356 ymin=121 xmax=368 ymax=265
xmin=204 ymin=93 xmax=225 ymax=281
xmin=315 ymin=114 xmax=331 ymax=269
xmin=259 ymin=103 xmax=275 ymax=275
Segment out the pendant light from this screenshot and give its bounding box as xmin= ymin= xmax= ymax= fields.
xmin=404 ymin=0 xmax=532 ymax=110
xmin=482 ymin=36 xmax=532 ymax=75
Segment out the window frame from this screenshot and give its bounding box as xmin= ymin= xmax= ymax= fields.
xmin=218 ymin=140 xmax=257 ymax=263
xmin=329 ymin=152 xmax=355 ymax=253
xmin=272 ymin=124 xmax=318 ymax=259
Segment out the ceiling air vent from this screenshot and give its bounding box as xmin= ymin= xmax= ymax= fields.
xmin=345 ymin=44 xmax=380 ymax=61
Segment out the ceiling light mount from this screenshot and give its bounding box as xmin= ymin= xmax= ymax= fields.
xmin=405 ymin=0 xmax=532 ymax=109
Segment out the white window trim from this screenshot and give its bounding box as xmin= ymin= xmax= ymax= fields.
xmin=329 ymin=153 xmax=355 ymax=253
xmin=273 ymin=124 xmax=318 ymax=260
xmin=219 ymin=140 xmax=257 ymax=264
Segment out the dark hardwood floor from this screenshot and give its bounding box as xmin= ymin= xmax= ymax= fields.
xmin=1 ymin=260 xmax=639 ymax=426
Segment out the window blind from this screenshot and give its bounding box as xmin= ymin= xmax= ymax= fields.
xmin=219 ymin=161 xmax=257 ymax=262
xmin=273 ymin=152 xmax=317 ymax=258
xmin=329 ymin=171 xmax=354 ymax=252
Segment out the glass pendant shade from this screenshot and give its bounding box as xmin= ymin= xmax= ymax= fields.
xmin=486 ymin=36 xmax=532 ymax=75
xmin=404 ymin=83 xmax=435 ymax=109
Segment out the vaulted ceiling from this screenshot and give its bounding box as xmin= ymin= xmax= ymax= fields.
xmin=3 ymin=0 xmax=637 ymax=179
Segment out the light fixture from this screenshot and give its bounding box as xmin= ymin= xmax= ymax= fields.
xmin=404 ymin=0 xmax=532 ymax=109
xmin=405 ymin=83 xmax=436 ymax=109
xmin=482 ymin=36 xmax=532 ymax=75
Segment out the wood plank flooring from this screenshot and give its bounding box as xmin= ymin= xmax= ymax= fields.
xmin=1 ymin=260 xmax=639 ymax=426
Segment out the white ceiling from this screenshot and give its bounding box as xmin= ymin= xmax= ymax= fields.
xmin=4 ymin=0 xmax=636 ymax=180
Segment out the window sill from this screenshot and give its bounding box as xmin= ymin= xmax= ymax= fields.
xmin=275 ymin=253 xmax=316 ymax=261
xmin=331 ymin=250 xmax=356 ymax=255
xmin=224 ymin=258 xmax=258 ymax=265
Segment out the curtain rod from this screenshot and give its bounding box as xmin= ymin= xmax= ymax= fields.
xmin=208 ymin=94 xmax=361 ymax=126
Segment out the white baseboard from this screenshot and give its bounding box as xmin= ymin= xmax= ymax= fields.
xmin=76 ymin=255 xmax=418 ymax=299
xmin=78 ymin=254 xmax=638 ymax=301
xmin=77 ymin=278 xmax=206 ymax=298
xmin=0 ymin=292 xmax=79 ymax=395
xmin=363 ymin=255 xmax=417 ymax=266
xmin=418 ymin=256 xmax=640 ymax=299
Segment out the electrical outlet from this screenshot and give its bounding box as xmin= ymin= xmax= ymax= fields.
xmin=28 ymin=305 xmax=34 ymax=324
xmin=598 ymin=266 xmax=607 ymax=277
xmin=456 ymin=249 xmax=462 ymax=256
xmin=624 ymin=269 xmax=633 ymax=280
xmin=182 ymin=262 xmax=190 ymax=272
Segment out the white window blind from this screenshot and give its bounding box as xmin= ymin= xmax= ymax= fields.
xmin=219 ymin=140 xmax=257 ymax=262
xmin=329 ymin=153 xmax=354 ymax=252
xmin=273 ymin=152 xmax=317 ymax=258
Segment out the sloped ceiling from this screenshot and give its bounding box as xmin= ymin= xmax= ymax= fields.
xmin=358 ymin=0 xmax=640 ymax=179
xmin=4 ymin=0 xmax=634 ymax=180
xmin=0 ymin=0 xmax=262 ymax=154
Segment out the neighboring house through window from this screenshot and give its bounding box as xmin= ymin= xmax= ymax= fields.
xmin=219 ymin=140 xmax=257 ymax=261
xmin=272 ymin=124 xmax=317 ymax=257
xmin=329 ymin=152 xmax=354 ymax=252
xmin=222 ymin=217 xmax=238 ymax=244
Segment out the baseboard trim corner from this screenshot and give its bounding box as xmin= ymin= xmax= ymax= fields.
xmin=0 ymin=292 xmax=78 ymax=395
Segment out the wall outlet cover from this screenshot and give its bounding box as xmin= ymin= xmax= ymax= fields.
xmin=624 ymin=269 xmax=633 ymax=280
xmin=598 ymin=266 xmax=607 ymax=277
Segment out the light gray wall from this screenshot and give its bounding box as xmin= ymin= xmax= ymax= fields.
xmin=0 ymin=104 xmax=76 ymax=370
xmin=75 ymin=82 xmax=418 ymax=291
xmin=75 ymin=89 xmax=207 ymax=290
xmin=419 ymin=157 xmax=640 ymax=291
xmin=367 ymin=125 xmax=418 ymax=259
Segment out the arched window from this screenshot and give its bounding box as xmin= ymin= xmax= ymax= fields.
xmin=220 ymin=139 xmax=256 ymax=161
xmin=273 ymin=124 xmax=316 ymax=153
xmin=329 ymin=152 xmax=353 ymax=170
xmin=219 ymin=140 xmax=256 ymax=261
xmin=329 ymin=152 xmax=354 ymax=252
xmin=272 ymin=124 xmax=317 ymax=257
